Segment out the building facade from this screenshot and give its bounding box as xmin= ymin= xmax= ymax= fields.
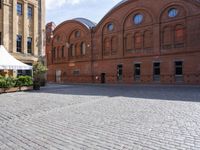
xmin=46 ymin=0 xmax=200 ymax=84
xmin=0 ymin=0 xmax=45 ymax=75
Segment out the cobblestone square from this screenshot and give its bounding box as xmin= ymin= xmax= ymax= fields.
xmin=0 ymin=84 xmax=200 ymax=150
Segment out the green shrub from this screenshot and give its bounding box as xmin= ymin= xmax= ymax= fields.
xmin=0 ymin=76 xmax=33 ymax=88
xmin=0 ymin=78 xmax=7 ymax=88
xmin=0 ymin=76 xmax=16 ymax=88
xmin=16 ymin=76 xmax=33 ymax=87
xmin=5 ymin=77 xmax=17 ymax=88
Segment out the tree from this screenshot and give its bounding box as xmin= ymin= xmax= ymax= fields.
xmin=33 ymin=62 xmax=47 ymax=89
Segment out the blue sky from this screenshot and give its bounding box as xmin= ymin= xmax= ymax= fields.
xmin=46 ymin=0 xmax=122 ymax=25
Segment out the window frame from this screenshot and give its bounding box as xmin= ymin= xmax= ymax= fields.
xmin=174 ymin=61 xmax=184 ymax=82
xmin=133 ymin=14 xmax=143 ymax=25
xmin=117 ymin=64 xmax=123 ymax=81
xmin=28 ymin=5 xmax=33 ymax=18
xmin=107 ymin=23 xmax=114 ymax=31
xmin=17 ymin=3 xmax=23 ymax=16
xmin=16 ymin=35 xmax=22 ymax=52
xmin=153 ymin=62 xmax=160 ymax=81
xmin=27 ymin=37 xmax=32 ymax=54
xmin=134 ymin=63 xmax=141 ymax=81
xmin=168 ymin=8 xmax=178 ymax=18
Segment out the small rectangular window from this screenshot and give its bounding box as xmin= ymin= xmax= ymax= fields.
xmin=17 ymin=3 xmax=22 ymax=15
xmin=117 ymin=64 xmax=123 ymax=81
xmin=175 ymin=61 xmax=183 ymax=82
xmin=17 ymin=35 xmax=22 ymax=52
xmin=28 ymin=6 xmax=33 ymax=18
xmin=0 ymin=0 xmax=2 ymax=9
xmin=134 ymin=64 xmax=141 ymax=81
xmin=153 ymin=62 xmax=160 ymax=81
xmin=73 ymin=70 xmax=80 ymax=76
xmin=175 ymin=61 xmax=183 ymax=75
xmin=27 ymin=37 xmax=32 ymax=53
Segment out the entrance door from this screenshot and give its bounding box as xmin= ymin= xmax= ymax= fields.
xmin=101 ymin=73 xmax=106 ymax=84
xmin=56 ymin=70 xmax=62 ymax=83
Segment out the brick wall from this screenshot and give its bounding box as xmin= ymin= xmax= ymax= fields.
xmin=46 ymin=0 xmax=200 ymax=85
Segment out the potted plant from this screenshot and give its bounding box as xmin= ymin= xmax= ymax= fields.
xmin=33 ymin=62 xmax=47 ymax=90
xmin=4 ymin=77 xmax=19 ymax=93
xmin=16 ymin=76 xmax=33 ymax=91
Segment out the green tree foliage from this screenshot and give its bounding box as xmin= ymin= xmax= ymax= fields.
xmin=33 ymin=62 xmax=48 ymax=80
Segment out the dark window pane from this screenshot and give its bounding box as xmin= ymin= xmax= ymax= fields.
xmin=117 ymin=65 xmax=123 ymax=81
xmin=135 ymin=64 xmax=140 ymax=76
xmin=175 ymin=61 xmax=183 ymax=75
xmin=27 ymin=37 xmax=32 ymax=53
xmin=17 ymin=35 xmax=22 ymax=52
xmin=28 ymin=6 xmax=32 ymax=18
xmin=154 ymin=63 xmax=160 ymax=75
xmin=17 ymin=3 xmax=22 ymax=15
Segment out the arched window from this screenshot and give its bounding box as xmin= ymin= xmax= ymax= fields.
xmin=104 ymin=37 xmax=110 ymax=55
xmin=75 ymin=44 xmax=79 ymax=56
xmin=53 ymin=47 xmax=56 ymax=59
xmin=70 ymin=44 xmax=75 ymax=57
xmin=81 ymin=42 xmax=86 ymax=55
xmin=162 ymin=26 xmax=172 ymax=49
xmin=125 ymin=34 xmax=133 ymax=51
xmin=174 ymin=25 xmax=185 ymax=48
xmin=111 ymin=36 xmax=118 ymax=53
xmin=57 ymin=47 xmax=60 ymax=58
xmin=134 ymin=32 xmax=142 ymax=49
xmin=61 ymin=46 xmax=65 ymax=58
xmin=144 ymin=30 xmax=153 ymax=49
xmin=75 ymin=31 xmax=80 ymax=38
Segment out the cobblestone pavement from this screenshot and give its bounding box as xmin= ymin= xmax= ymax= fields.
xmin=0 ymin=84 xmax=200 ymax=150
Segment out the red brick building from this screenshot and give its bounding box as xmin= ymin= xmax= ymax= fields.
xmin=46 ymin=0 xmax=200 ymax=84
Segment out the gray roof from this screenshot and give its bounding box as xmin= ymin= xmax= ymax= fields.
xmin=73 ymin=18 xmax=97 ymax=29
xmin=98 ymin=0 xmax=128 ymax=24
xmin=108 ymin=0 xmax=128 ymax=14
xmin=112 ymin=0 xmax=129 ymax=10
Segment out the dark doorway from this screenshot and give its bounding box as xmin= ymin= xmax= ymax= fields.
xmin=101 ymin=73 xmax=106 ymax=84
xmin=117 ymin=64 xmax=123 ymax=81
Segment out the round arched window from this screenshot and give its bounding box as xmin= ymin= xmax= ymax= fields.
xmin=75 ymin=31 xmax=80 ymax=38
xmin=168 ymin=8 xmax=178 ymax=18
xmin=133 ymin=14 xmax=143 ymax=25
xmin=107 ymin=23 xmax=114 ymax=31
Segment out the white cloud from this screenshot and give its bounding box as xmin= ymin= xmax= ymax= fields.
xmin=46 ymin=0 xmax=119 ymax=10
xmin=46 ymin=0 xmax=83 ymax=10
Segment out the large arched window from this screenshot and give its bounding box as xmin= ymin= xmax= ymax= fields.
xmin=111 ymin=36 xmax=118 ymax=53
xmin=162 ymin=26 xmax=172 ymax=49
xmin=57 ymin=47 xmax=60 ymax=58
xmin=134 ymin=32 xmax=142 ymax=49
xmin=81 ymin=42 xmax=86 ymax=55
xmin=174 ymin=25 xmax=185 ymax=48
xmin=125 ymin=34 xmax=133 ymax=51
xmin=61 ymin=46 xmax=65 ymax=58
xmin=75 ymin=44 xmax=79 ymax=56
xmin=144 ymin=30 xmax=153 ymax=49
xmin=70 ymin=44 xmax=75 ymax=57
xmin=104 ymin=37 xmax=110 ymax=55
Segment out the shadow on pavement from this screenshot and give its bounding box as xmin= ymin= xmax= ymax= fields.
xmin=30 ymin=84 xmax=200 ymax=102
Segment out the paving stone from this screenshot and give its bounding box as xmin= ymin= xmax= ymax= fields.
xmin=0 ymin=84 xmax=200 ymax=150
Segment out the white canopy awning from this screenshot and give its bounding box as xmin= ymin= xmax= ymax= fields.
xmin=0 ymin=45 xmax=32 ymax=70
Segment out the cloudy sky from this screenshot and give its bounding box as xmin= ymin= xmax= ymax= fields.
xmin=46 ymin=0 xmax=122 ymax=25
